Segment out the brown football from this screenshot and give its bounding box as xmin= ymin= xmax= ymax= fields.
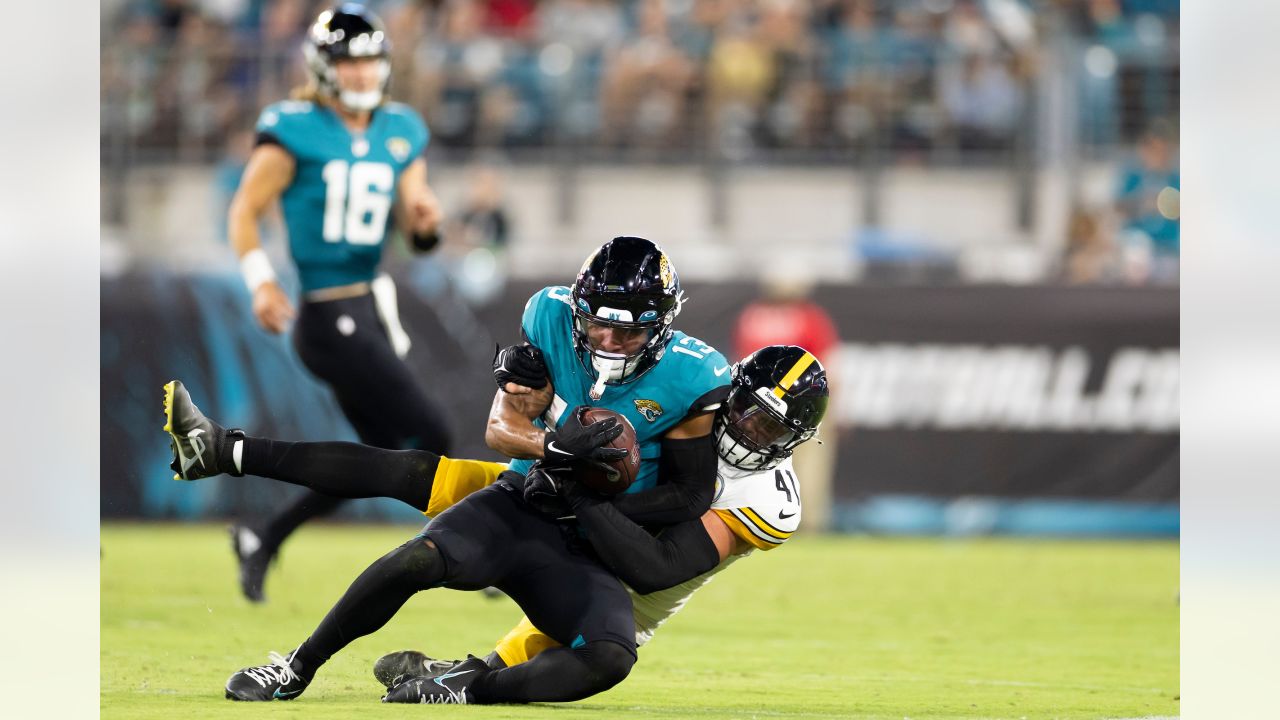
xmin=576 ymin=407 xmax=640 ymax=495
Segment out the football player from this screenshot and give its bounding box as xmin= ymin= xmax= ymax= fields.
xmin=164 ymin=344 xmax=827 ymax=703
xmin=376 ymin=344 xmax=828 ymax=701
xmin=167 ymin=237 xmax=732 ymax=702
xmin=225 ymin=5 xmax=453 ymax=602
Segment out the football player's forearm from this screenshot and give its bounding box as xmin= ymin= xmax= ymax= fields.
xmin=565 ymin=493 xmax=720 ymax=594
xmin=485 ymin=387 xmax=552 ymax=458
xmin=484 ymin=420 xmax=546 ymax=459
xmin=227 ymin=197 xmax=264 ymax=258
xmin=610 ymin=435 xmax=717 ymax=525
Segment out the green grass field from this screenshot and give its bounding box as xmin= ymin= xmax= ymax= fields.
xmin=102 ymin=523 xmax=1178 ymax=719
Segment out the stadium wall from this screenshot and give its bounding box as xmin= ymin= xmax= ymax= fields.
xmin=101 ymin=272 xmax=1177 ymax=536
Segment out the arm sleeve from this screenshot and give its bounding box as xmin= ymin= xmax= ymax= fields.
xmin=565 ymin=489 xmax=721 ymax=594
xmin=609 ymin=434 xmax=718 ymax=525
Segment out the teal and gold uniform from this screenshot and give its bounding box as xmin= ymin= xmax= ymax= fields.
xmin=255 ymin=100 xmax=429 ymax=292
xmin=508 ymin=285 xmax=730 ymax=493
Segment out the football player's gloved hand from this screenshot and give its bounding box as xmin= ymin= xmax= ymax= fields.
xmin=554 ymin=472 xmax=602 ymax=508
xmin=543 ymin=407 xmax=628 ymax=465
xmin=522 ymin=462 xmax=573 ymax=518
xmin=493 ymin=343 xmax=549 ymax=390
xmin=410 ymin=230 xmax=441 ymax=254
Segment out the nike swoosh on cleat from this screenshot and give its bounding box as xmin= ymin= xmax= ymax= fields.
xmin=433 ymin=668 xmax=475 ymax=687
xmin=273 ymin=688 xmax=303 ymax=699
xmin=714 ymin=365 xmax=730 ymax=376
xmin=546 ymin=441 xmax=572 ymax=456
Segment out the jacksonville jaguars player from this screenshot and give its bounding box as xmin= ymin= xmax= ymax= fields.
xmin=225 ymin=5 xmax=452 ymax=602
xmin=164 ymin=237 xmax=731 ymax=703
xmin=162 ymin=345 xmax=828 ymax=703
xmin=376 ymin=344 xmax=829 ymax=702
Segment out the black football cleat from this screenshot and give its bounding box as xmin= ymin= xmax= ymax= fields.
xmin=163 ymin=380 xmax=243 ymax=481
xmin=230 ymin=524 xmax=273 ymax=603
xmin=224 ymin=649 xmax=309 ymax=701
xmin=373 ymin=650 xmax=463 ymax=689
xmin=382 ymin=655 xmax=489 ymax=704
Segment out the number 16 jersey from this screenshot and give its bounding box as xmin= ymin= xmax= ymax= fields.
xmin=255 ymin=100 xmax=429 ymax=292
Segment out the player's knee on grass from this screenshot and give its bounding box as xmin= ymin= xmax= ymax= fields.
xmin=576 ymin=640 xmax=635 ymax=693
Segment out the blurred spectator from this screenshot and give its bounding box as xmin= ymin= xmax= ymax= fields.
xmin=1115 ymin=122 xmax=1179 ymax=264
xmin=938 ymin=52 xmax=1022 ymax=151
xmin=425 ymin=163 xmax=514 ymax=305
xmin=601 ymin=0 xmax=697 ymax=148
xmin=100 ymin=0 xmax=1177 ymax=162
xmin=732 ymin=267 xmax=841 ymax=533
xmin=1060 ymin=206 xmax=1120 ymax=285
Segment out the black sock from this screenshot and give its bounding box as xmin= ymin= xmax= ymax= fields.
xmin=292 ymin=536 xmax=447 ymax=680
xmin=240 ymin=438 xmax=439 ymax=511
xmin=469 ymin=640 xmax=635 ymax=703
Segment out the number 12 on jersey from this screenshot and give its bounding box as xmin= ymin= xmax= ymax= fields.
xmin=321 ymin=160 xmax=393 ymax=245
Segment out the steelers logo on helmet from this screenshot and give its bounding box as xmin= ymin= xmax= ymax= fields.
xmin=570 ymin=237 xmax=684 ymax=397
xmin=715 ymin=345 xmax=830 ymax=471
xmin=303 ymin=5 xmax=392 ymax=113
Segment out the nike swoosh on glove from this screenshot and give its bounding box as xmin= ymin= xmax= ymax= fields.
xmin=543 ymin=407 xmax=628 ymax=464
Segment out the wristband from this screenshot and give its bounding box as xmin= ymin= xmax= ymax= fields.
xmin=239 ymin=248 xmax=277 ymax=293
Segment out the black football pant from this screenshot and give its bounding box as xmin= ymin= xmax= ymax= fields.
xmin=292 ymin=478 xmax=637 ymax=703
xmin=249 ymin=292 xmax=452 ymax=555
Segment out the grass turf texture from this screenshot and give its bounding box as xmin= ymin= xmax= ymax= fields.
xmin=102 ymin=523 xmax=1178 ymax=719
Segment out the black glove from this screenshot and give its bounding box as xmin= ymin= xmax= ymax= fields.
xmin=493 ymin=343 xmax=549 ymax=390
xmin=410 ymin=230 xmax=440 ymax=253
xmin=543 ymin=407 xmax=628 ymax=465
xmin=522 ymin=462 xmax=574 ymax=518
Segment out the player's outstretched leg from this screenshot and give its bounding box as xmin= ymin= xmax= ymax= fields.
xmin=224 ymin=648 xmax=310 ymax=701
xmin=163 ymin=380 xmax=243 ymax=481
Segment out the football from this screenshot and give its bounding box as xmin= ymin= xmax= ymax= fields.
xmin=577 ymin=407 xmax=640 ymax=495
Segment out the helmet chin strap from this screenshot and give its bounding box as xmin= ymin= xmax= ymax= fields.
xmin=338 ymin=89 xmax=382 ymax=111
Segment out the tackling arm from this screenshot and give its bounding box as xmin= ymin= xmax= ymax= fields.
xmin=608 ymin=410 xmax=719 ymax=525
xmin=561 ymin=479 xmax=741 ymax=594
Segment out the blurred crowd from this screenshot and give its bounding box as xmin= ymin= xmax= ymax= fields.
xmin=102 ymin=0 xmax=1177 ymax=161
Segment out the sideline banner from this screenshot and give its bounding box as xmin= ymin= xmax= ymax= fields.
xmin=101 ymin=273 xmax=1177 ymax=521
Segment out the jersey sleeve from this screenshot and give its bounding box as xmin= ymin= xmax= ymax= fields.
xmin=713 ymin=507 xmax=796 ymax=551
xmin=710 ymin=462 xmax=802 ymax=551
xmin=254 ymin=101 xmax=309 ymax=157
xmin=520 ymin=286 xmax=571 ymax=352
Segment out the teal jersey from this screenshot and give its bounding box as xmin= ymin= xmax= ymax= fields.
xmin=254 ymin=100 xmax=430 ymax=292
xmin=509 ymin=286 xmax=730 ymax=493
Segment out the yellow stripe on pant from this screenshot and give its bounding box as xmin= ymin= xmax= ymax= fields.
xmin=425 ymin=457 xmax=508 ymax=516
xmin=495 ymin=615 xmax=562 ymax=666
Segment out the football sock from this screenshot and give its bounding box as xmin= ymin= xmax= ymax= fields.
xmin=240 ymin=438 xmax=439 ymax=511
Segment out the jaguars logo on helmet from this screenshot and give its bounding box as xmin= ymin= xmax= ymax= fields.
xmin=633 ymin=399 xmax=664 ymax=422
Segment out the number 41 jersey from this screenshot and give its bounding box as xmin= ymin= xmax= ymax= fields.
xmin=630 ymin=456 xmax=803 ymax=646
xmin=255 ymin=100 xmax=429 ymax=292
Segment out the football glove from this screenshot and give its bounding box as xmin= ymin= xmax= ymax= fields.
xmin=522 ymin=462 xmax=573 ymax=518
xmin=493 ymin=343 xmax=549 ymax=390
xmin=543 ymin=407 xmax=627 ymax=465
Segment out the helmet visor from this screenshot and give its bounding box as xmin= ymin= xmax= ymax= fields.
xmin=724 ymin=389 xmax=800 ymax=451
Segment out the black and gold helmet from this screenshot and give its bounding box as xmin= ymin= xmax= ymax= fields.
xmin=304 ymin=5 xmax=391 ymax=111
xmin=715 ymin=345 xmax=829 ymax=471
xmin=570 ymin=236 xmax=683 ymax=391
